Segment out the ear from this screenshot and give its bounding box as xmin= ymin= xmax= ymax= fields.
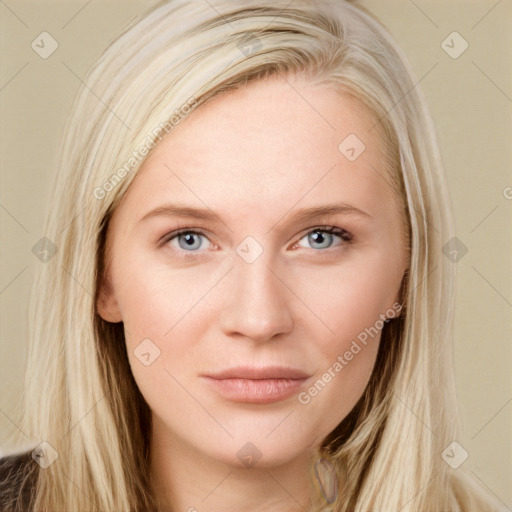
xmin=96 ymin=273 xmax=123 ymax=323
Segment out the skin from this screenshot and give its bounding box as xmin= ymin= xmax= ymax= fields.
xmin=97 ymin=74 xmax=408 ymax=512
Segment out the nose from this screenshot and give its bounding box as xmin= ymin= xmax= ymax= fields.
xmin=218 ymin=254 xmax=294 ymax=343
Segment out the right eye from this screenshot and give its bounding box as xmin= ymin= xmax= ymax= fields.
xmin=163 ymin=229 xmax=214 ymax=254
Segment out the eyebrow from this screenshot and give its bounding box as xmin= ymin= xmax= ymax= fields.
xmin=139 ymin=202 xmax=371 ymax=225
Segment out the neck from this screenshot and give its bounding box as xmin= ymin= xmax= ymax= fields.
xmin=149 ymin=416 xmax=316 ymax=512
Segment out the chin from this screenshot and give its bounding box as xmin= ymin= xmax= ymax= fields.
xmin=200 ymin=428 xmax=319 ymax=470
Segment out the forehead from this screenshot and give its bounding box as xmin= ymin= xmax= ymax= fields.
xmin=117 ymin=75 xmax=396 ymax=225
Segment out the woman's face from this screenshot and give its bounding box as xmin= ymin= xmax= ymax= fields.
xmin=97 ymin=75 xmax=408 ymax=468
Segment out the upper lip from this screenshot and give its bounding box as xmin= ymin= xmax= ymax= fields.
xmin=203 ymin=366 xmax=310 ymax=380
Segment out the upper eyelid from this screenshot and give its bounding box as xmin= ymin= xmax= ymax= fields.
xmin=296 ymin=225 xmax=351 ymax=238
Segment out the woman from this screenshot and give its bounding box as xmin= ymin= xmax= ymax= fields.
xmin=0 ymin=0 xmax=504 ymax=510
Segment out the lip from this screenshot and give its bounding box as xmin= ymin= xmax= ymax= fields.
xmin=201 ymin=366 xmax=311 ymax=404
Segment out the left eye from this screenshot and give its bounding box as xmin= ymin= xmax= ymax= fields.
xmin=296 ymin=227 xmax=351 ymax=250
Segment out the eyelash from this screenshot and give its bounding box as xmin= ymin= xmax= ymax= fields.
xmin=161 ymin=225 xmax=353 ymax=258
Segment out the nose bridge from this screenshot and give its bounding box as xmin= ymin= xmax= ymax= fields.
xmin=218 ymin=251 xmax=294 ymax=342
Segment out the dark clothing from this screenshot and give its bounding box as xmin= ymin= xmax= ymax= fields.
xmin=0 ymin=451 xmax=37 ymax=512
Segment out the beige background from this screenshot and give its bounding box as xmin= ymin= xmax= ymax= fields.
xmin=1 ymin=0 xmax=511 ymax=507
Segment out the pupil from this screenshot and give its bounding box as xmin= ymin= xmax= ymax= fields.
xmin=313 ymin=232 xmax=324 ymax=243
xmin=309 ymin=230 xmax=331 ymax=249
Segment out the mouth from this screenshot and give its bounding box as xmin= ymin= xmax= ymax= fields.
xmin=201 ymin=366 xmax=311 ymax=404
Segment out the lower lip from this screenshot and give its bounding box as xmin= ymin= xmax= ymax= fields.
xmin=203 ymin=377 xmax=307 ymax=404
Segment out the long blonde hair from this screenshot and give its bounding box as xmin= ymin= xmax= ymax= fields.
xmin=9 ymin=0 xmax=502 ymax=510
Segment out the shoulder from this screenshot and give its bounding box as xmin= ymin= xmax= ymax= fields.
xmin=450 ymin=470 xmax=507 ymax=512
xmin=0 ymin=450 xmax=37 ymax=512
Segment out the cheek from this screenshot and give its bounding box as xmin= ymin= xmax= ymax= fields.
xmin=290 ymin=251 xmax=401 ymax=342
xmin=290 ymin=252 xmax=400 ymax=429
xmin=111 ymin=256 xmax=221 ymax=397
xmin=112 ymin=253 xmax=218 ymax=343
xmin=298 ymin=338 xmax=380 ymax=444
xmin=295 ymin=282 xmax=384 ymax=439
